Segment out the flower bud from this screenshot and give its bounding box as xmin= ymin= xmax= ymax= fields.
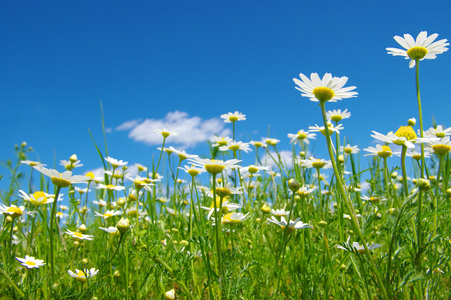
xmin=288 ymin=178 xmax=300 ymax=192
xmin=116 ymin=218 xmax=131 ymax=234
xmin=416 ymin=178 xmax=431 ymax=191
xmin=407 ymin=118 xmax=416 ymax=126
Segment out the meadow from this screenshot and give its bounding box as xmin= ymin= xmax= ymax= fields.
xmin=1 ymin=31 xmax=450 ymax=299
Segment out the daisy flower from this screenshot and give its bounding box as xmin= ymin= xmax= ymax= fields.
xmin=249 ymin=140 xmax=265 ymax=149
xmin=406 ymin=149 xmax=430 ymax=161
xmin=125 ymin=207 xmax=147 ymax=219
xmin=341 ymin=144 xmax=360 ymax=155
xmin=18 ymin=190 xmax=54 ymax=206
xmin=164 ymin=289 xmax=176 ymax=300
xmin=219 ymin=141 xmax=252 ymax=153
xmin=427 ymin=125 xmax=451 ymax=138
xmin=0 ymin=204 xmax=25 ymax=219
xmin=60 ymin=159 xmax=83 ymax=171
xmin=287 ymin=129 xmax=317 ymax=145
xmin=94 ymin=210 xmax=123 ymax=219
xmin=240 ymin=165 xmax=271 ymax=177
xmin=96 ymin=183 xmax=125 ymax=192
xmin=154 ymin=128 xmax=178 ymax=138
xmin=16 ymin=255 xmax=45 ymax=269
xmin=293 ymin=73 xmax=357 ymax=103
xmin=326 ymin=109 xmax=351 ymax=122
xmin=296 ymin=185 xmax=316 ymax=197
xmin=93 ymin=199 xmax=107 ymax=207
xmin=187 ymin=157 xmax=241 ymax=175
xmin=68 ymin=268 xmax=99 ymax=282
xmin=425 ymin=137 xmax=451 ymax=157
xmin=179 ymin=164 xmax=206 ymax=177
xmin=210 ymin=136 xmax=232 ymax=147
xmin=336 ymin=237 xmax=382 ymax=253
xmin=99 ymin=226 xmax=120 ymax=235
xmin=20 ymin=160 xmax=46 ymax=168
xmin=298 ymin=158 xmax=332 ymax=170
xmin=264 ymin=138 xmax=280 ymax=146
xmin=65 ymin=229 xmax=94 ymax=240
xmin=221 ymin=212 xmax=250 ymax=224
xmin=169 ymin=147 xmax=198 ymax=161
xmin=220 ymin=111 xmax=246 ymax=123
xmin=363 ymin=144 xmax=400 ymax=159
xmin=33 ymin=166 xmax=89 ymax=188
xmin=309 ymin=122 xmax=344 ymax=135
xmin=267 ymin=216 xmax=312 ymax=234
xmin=105 ymin=156 xmax=128 ymax=168
xmin=387 ymin=31 xmax=449 ymax=68
xmin=270 ymin=208 xmax=290 ymax=217
xmin=203 ymin=200 xmax=242 ymax=220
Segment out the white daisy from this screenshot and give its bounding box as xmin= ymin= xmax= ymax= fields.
xmin=220 ymin=111 xmax=246 ymax=123
xmin=68 ymin=268 xmax=99 ymax=282
xmin=20 ymin=160 xmax=46 ymax=168
xmin=363 ymin=145 xmax=400 ymax=158
xmin=94 ymin=210 xmax=123 ymax=219
xmin=65 ymin=229 xmax=93 ymax=240
xmin=187 ymin=157 xmax=241 ymax=175
xmin=309 ymin=122 xmax=344 ymax=135
xmin=154 ymin=128 xmax=178 ymax=138
xmin=298 ymin=158 xmax=332 ymax=170
xmin=293 ymin=73 xmax=357 ymax=103
xmin=326 ymin=109 xmax=351 ymax=122
xmin=267 ymin=216 xmax=312 ymax=233
xmin=221 ymin=212 xmax=250 ymax=224
xmin=287 ymin=130 xmax=316 ymax=145
xmin=16 ymin=255 xmax=45 ymax=269
xmin=219 ymin=141 xmax=252 ymax=153
xmin=18 ymin=190 xmax=54 ymax=206
xmin=104 ymin=156 xmax=128 ymax=168
xmin=387 ymin=31 xmax=449 ymax=68
xmin=96 ymin=184 xmax=125 ymax=192
xmin=33 ymin=166 xmax=89 ymax=188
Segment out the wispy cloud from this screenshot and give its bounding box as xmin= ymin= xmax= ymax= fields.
xmin=116 ymin=111 xmax=230 ymax=149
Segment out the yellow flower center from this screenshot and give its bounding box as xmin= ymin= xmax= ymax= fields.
xmin=436 ymin=132 xmax=446 ymax=138
xmin=105 ymin=185 xmax=117 ymax=190
xmin=297 ymin=131 xmax=307 ymax=139
xmin=31 ymin=191 xmax=48 ymax=205
xmin=216 ymin=187 xmax=231 ymax=198
xmin=205 ymin=161 xmax=225 ymax=175
xmin=76 ymin=271 xmax=87 ymax=282
xmin=344 ymin=147 xmax=353 ymax=154
xmin=377 ymin=146 xmax=392 ymax=159
xmin=229 ymin=145 xmax=240 ymax=152
xmin=51 ymin=174 xmax=71 ymax=188
xmin=395 ymin=126 xmax=417 ymax=141
xmin=407 ymin=46 xmax=428 ymax=60
xmin=218 ymin=138 xmax=228 ymax=146
xmin=248 ymin=166 xmax=258 ymax=174
xmin=25 ymin=261 xmax=36 ymax=266
xmin=432 ymin=144 xmax=451 ymax=156
xmin=222 ymin=212 xmax=240 ymax=224
xmin=73 ymin=232 xmax=84 ymax=239
xmin=188 ymin=169 xmax=200 ymax=177
xmin=312 ymin=87 xmax=335 ymax=102
xmin=6 ymin=206 xmax=22 ymax=218
xmin=369 ymin=196 xmax=380 ymax=203
xmin=253 ymin=142 xmax=262 ymax=148
xmin=330 ymin=115 xmax=342 ymax=122
xmin=261 ymin=204 xmax=271 ymax=213
xmin=312 ymin=160 xmax=326 ymax=169
xmin=161 ymin=131 xmax=170 ymax=138
xmin=228 ymin=116 xmax=239 ymax=123
xmin=128 ymin=210 xmax=138 ymax=217
xmin=104 ymin=213 xmax=113 ymax=218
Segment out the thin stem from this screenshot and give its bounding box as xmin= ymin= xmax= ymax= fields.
xmin=319 ymin=101 xmax=390 ymax=299
xmin=49 ymin=186 xmax=62 ymax=281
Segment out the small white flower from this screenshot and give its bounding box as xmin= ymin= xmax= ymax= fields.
xmin=287 ymin=130 xmax=316 ymax=145
xmin=387 ymin=31 xmax=449 ymax=68
xmin=65 ymin=229 xmax=93 ymax=240
xmin=220 ymin=111 xmax=246 ymax=123
xmin=68 ymin=268 xmax=99 ymax=282
xmin=16 ymin=255 xmax=45 ymax=269
xmin=293 ymin=73 xmax=357 ymax=103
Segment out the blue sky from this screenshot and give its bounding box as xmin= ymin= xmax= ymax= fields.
xmin=1 ymin=1 xmax=451 ymax=187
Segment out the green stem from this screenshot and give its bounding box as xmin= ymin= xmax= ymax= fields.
xmin=49 ymin=186 xmax=62 ymax=281
xmin=319 ymin=101 xmax=390 ymax=299
xmin=212 ymin=173 xmax=226 ymax=299
xmin=433 ymin=156 xmax=443 ymax=236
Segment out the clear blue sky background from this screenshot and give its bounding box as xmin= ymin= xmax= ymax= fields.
xmin=1 ymin=1 xmax=450 ymax=185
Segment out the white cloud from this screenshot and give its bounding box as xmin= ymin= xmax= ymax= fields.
xmin=116 ymin=119 xmax=142 ymax=131
xmin=116 ymin=111 xmax=231 ymax=149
